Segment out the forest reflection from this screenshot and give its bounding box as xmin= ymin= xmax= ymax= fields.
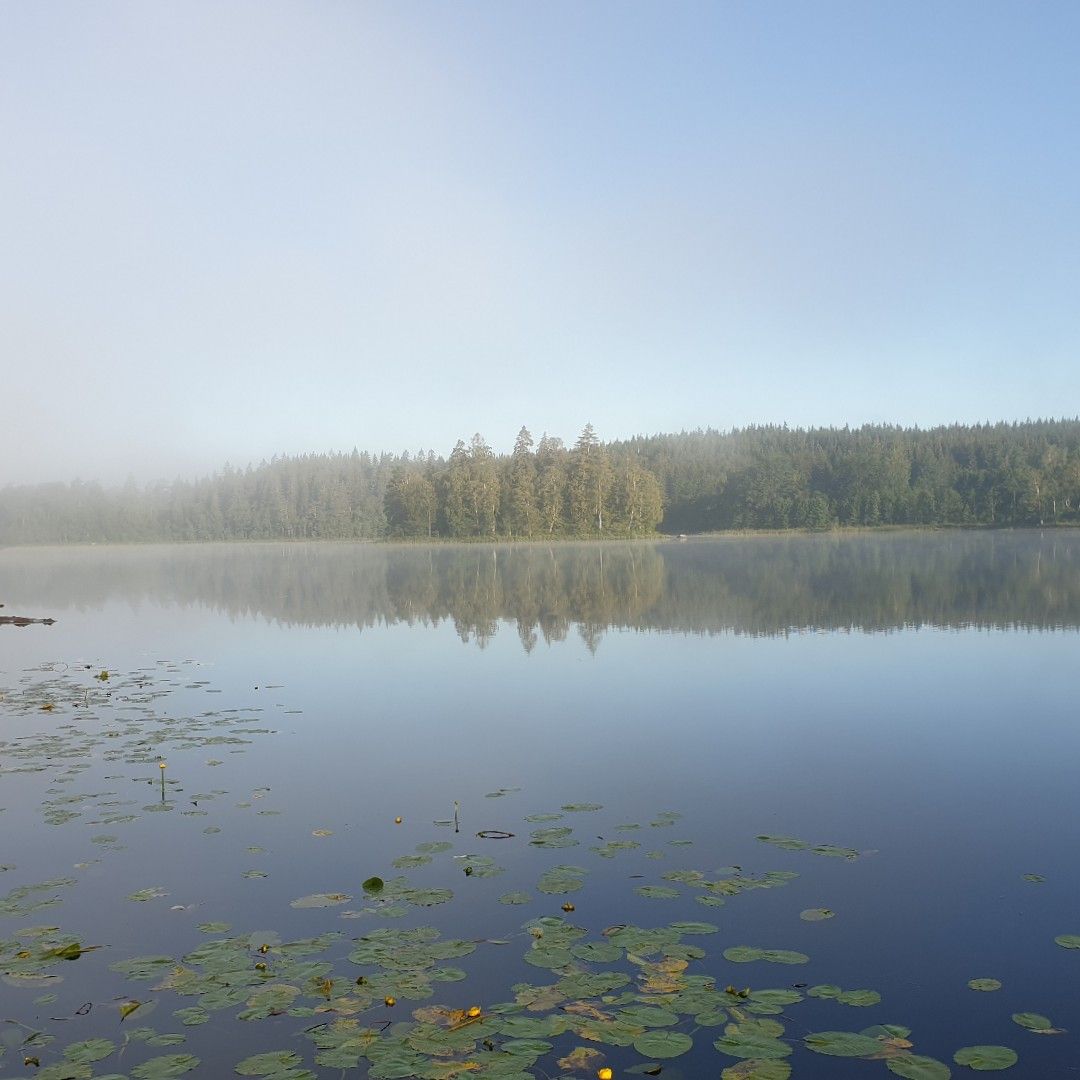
xmin=3 ymin=531 xmax=1080 ymax=650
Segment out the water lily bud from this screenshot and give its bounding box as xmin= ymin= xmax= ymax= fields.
xmin=384 ymin=996 xmax=396 ymax=1007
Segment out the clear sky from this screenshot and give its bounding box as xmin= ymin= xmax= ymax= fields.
xmin=3 ymin=1 xmax=1079 ymax=485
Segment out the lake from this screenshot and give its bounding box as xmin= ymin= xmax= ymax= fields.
xmin=1 ymin=532 xmax=1078 ymax=1079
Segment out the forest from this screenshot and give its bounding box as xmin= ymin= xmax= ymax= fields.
xmin=3 ymin=419 xmax=1080 ymax=544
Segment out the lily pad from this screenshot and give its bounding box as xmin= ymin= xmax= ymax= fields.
xmin=953 ymin=1045 xmax=1018 ymax=1070
xmin=290 ymin=893 xmax=351 ymax=908
xmin=725 ymin=946 xmax=808 ymax=965
xmin=63 ymin=1039 xmax=116 ymax=1064
xmin=722 ymin=1062 xmax=792 ymax=1080
xmin=886 ymin=1055 xmax=953 ymax=1079
xmin=632 ymin=1030 xmax=693 ymax=1058
xmin=1011 ymin=1013 xmax=1052 ymax=1031
xmin=235 ymin=1050 xmax=306 ymax=1075
xmin=800 ymin=908 xmax=835 ymax=921
xmin=636 ymin=885 xmax=679 ymax=899
xmin=130 ymin=1054 xmax=202 ymax=1079
xmin=968 ymin=979 xmax=1002 ymax=992
xmin=127 ymin=886 xmax=168 ymax=902
xmin=804 ymin=1030 xmax=885 ymax=1057
xmin=1053 ymin=934 xmax=1080 ymax=949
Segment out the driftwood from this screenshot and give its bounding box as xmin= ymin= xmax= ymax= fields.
xmin=0 ymin=615 xmax=56 ymax=627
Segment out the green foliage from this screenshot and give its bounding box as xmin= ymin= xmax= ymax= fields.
xmin=8 ymin=419 xmax=1080 ymax=542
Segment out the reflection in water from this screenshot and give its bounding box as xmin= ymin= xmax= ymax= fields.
xmin=2 ymin=531 xmax=1080 ymax=648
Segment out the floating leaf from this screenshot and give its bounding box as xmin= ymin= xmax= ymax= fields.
xmin=968 ymin=979 xmax=1002 ymax=992
xmin=804 ymin=1031 xmax=885 ymax=1057
xmin=537 ymin=865 xmax=588 ymax=894
xmin=715 ymin=1030 xmax=792 ymax=1061
xmin=63 ymin=1039 xmax=116 ymax=1064
xmin=636 ymin=885 xmax=679 ymax=899
xmin=756 ymin=835 xmax=807 ymax=851
xmin=1011 ymin=1013 xmax=1053 ymax=1031
xmin=361 ymin=877 xmax=384 ymax=894
xmin=886 ymin=1055 xmax=953 ymax=1079
xmin=725 ymin=946 xmax=808 ymax=965
xmin=499 ymin=891 xmax=532 ymax=905
xmin=561 ymin=802 xmax=603 ymax=812
xmin=290 ymin=893 xmax=351 ymax=908
xmin=1021 ymin=873 xmax=1045 ymax=883
xmin=127 ymin=886 xmax=167 ymax=902
xmin=234 ymin=1050 xmax=305 ymax=1075
xmin=837 ymin=989 xmax=881 ymax=1007
xmin=1053 ymin=934 xmax=1080 ymax=949
xmin=632 ymin=1030 xmax=693 ymax=1058
xmin=800 ymin=908 xmax=835 ymax=921
xmin=669 ymin=920 xmax=718 ymax=935
xmin=953 ymin=1045 xmax=1018 ymax=1070
xmin=722 ymin=1062 xmax=792 ymax=1080
xmin=530 ymin=827 xmax=578 ymax=850
xmin=130 ymin=1054 xmax=201 ymax=1078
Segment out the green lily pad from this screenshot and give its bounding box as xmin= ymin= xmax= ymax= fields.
xmin=632 ymin=1030 xmax=693 ymax=1058
xmin=131 ymin=1054 xmax=202 ymax=1079
xmin=756 ymin=835 xmax=807 ymax=850
xmin=537 ymin=865 xmax=588 ymax=894
xmin=837 ymin=989 xmax=880 ymax=1007
xmin=715 ymin=1031 xmax=792 ymax=1060
xmin=1011 ymin=1013 xmax=1052 ymax=1031
xmin=361 ymin=877 xmax=384 ymax=894
xmin=1054 ymin=934 xmax=1080 ymax=949
xmin=800 ymin=908 xmax=835 ymax=921
xmin=953 ymin=1045 xmax=1018 ymax=1070
xmin=127 ymin=886 xmax=167 ymax=902
xmin=721 ymin=1062 xmax=792 ymax=1080
xmin=804 ymin=1030 xmax=885 ymax=1057
xmin=235 ymin=1050 xmax=305 ymax=1075
xmin=636 ymin=885 xmax=679 ymax=899
xmin=290 ymin=892 xmax=351 ymax=908
xmin=63 ymin=1039 xmax=116 ymax=1064
xmin=499 ymin=891 xmax=532 ymax=905
xmin=886 ymin=1054 xmax=953 ymax=1079
xmin=669 ymin=920 xmax=718 ymax=935
xmin=968 ymin=979 xmax=1002 ymax=992
xmin=725 ymin=946 xmax=808 ymax=965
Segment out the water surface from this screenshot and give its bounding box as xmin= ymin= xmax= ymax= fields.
xmin=1 ymin=533 xmax=1077 ymax=1078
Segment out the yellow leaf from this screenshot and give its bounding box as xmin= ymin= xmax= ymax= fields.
xmin=558 ymin=1047 xmax=604 ymax=1072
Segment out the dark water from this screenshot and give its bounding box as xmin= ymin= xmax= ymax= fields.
xmin=1 ymin=533 xmax=1078 ymax=1078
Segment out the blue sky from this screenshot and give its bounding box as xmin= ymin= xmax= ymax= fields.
xmin=3 ymin=1 xmax=1079 ymax=484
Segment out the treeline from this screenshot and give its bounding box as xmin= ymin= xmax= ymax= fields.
xmin=0 ymin=425 xmax=662 ymax=544
xmin=619 ymin=418 xmax=1080 ymax=532
xmin=3 ymin=419 xmax=1080 ymax=544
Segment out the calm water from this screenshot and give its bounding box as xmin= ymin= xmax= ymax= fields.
xmin=1 ymin=533 xmax=1078 ymax=1078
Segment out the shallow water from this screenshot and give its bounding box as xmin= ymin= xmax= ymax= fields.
xmin=1 ymin=533 xmax=1077 ymax=1078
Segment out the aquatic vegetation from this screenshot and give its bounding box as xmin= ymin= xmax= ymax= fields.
xmin=0 ymin=659 xmax=1069 ymax=1079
